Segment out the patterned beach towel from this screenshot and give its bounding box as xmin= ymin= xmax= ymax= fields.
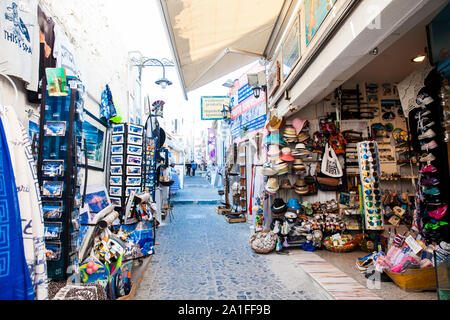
xmin=0 ymin=106 xmax=47 ymax=300
xmin=0 ymin=116 xmax=34 ymax=300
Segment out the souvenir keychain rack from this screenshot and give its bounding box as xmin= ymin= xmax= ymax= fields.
xmin=37 ymin=76 xmax=84 ymax=280
xmin=357 ymin=140 xmax=385 ymax=231
xmin=109 ymin=123 xmax=144 ymax=221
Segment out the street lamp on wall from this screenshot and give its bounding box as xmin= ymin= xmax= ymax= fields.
xmin=247 ymin=71 xmax=267 ymax=99
xmin=131 ymin=56 xmax=174 ymax=89
xmin=221 ymin=104 xmax=232 ymax=125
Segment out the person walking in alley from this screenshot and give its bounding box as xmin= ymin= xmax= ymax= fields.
xmin=191 ymin=160 xmax=197 ymax=176
xmin=186 ymin=162 xmax=191 ymax=176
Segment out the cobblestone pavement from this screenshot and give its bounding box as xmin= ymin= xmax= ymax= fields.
xmin=134 ymin=177 xmax=331 ymax=300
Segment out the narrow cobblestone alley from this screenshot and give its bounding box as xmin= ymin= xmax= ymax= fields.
xmin=134 ymin=176 xmax=331 ymax=300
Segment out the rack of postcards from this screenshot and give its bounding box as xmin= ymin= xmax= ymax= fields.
xmin=357 ymin=140 xmax=385 ymax=231
xmin=37 ymin=75 xmax=85 ymax=280
xmin=109 ymin=123 xmax=144 ymax=220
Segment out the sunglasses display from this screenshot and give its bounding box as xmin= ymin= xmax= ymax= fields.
xmin=358 ymin=141 xmax=385 ymax=231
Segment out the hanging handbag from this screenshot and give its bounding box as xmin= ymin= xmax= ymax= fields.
xmin=321 ymin=143 xmax=343 ymax=178
xmin=315 ymin=161 xmax=340 ymax=191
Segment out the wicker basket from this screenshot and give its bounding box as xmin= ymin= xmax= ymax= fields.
xmin=323 ymin=234 xmax=363 ymax=253
xmin=385 ymin=268 xmax=437 ymax=291
xmin=250 ymin=231 xmax=277 ymax=254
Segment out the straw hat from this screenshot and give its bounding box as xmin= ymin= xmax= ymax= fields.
xmin=267 ymin=145 xmax=281 ymax=159
xmin=294 ymin=178 xmax=309 ymax=195
xmin=292 ymin=158 xmax=306 ymax=171
xmin=297 ymin=132 xmax=310 ymax=143
xmin=265 ymin=178 xmax=279 ymax=194
xmin=262 ymin=162 xmax=277 ymax=176
xmin=279 ymin=147 xmax=294 ymax=162
xmin=266 ymin=116 xmax=286 ymax=132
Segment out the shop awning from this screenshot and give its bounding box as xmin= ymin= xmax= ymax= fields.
xmin=158 ymin=0 xmax=286 ymax=95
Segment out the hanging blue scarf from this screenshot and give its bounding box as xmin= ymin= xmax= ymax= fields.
xmin=0 ymin=118 xmax=35 ymax=300
xmin=99 ymin=85 xmax=117 ymax=121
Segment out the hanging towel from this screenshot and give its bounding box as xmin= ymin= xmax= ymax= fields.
xmin=0 ymin=116 xmax=35 ymax=300
xmin=0 ymin=106 xmax=48 ymax=300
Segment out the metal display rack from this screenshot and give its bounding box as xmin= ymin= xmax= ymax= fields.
xmin=37 ymin=76 xmax=85 ymax=280
xmin=109 ymin=123 xmax=144 ymax=221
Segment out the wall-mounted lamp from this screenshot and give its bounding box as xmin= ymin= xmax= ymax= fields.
xmin=221 ymin=104 xmax=232 ymax=124
xmin=412 ymin=54 xmax=426 ymax=63
xmin=247 ymin=71 xmax=267 ymax=99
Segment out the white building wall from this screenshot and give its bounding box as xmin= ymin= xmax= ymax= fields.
xmin=0 ymin=0 xmax=133 ymax=186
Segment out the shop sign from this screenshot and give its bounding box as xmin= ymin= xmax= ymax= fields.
xmin=305 ymin=0 xmax=336 ymax=47
xmin=201 ymin=96 xmax=230 ymax=120
xmin=228 ymin=62 xmax=267 ymax=143
xmin=282 ymin=15 xmax=300 ymax=80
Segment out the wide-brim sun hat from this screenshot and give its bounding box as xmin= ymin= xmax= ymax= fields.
xmin=292 ymin=118 xmax=308 ymax=135
xmin=280 ymin=147 xmax=295 ymax=162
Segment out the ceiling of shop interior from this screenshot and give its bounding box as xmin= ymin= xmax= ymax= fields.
xmin=344 ymin=23 xmax=428 ymax=86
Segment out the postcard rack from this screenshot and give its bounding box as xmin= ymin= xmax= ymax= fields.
xmin=37 ymin=76 xmax=85 ymax=280
xmin=109 ymin=123 xmax=144 ymax=220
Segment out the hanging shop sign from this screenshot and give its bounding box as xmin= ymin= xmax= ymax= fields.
xmin=200 ymin=96 xmax=230 ymax=120
xmin=305 ymin=0 xmax=336 ymax=47
xmin=208 ymin=128 xmax=217 ymax=161
xmin=282 ymin=14 xmax=301 ymax=80
xmin=0 ymin=0 xmax=40 ymax=91
xmin=229 ymin=62 xmax=267 ymax=143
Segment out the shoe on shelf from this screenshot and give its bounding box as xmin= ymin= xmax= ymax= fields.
xmin=421 ymin=177 xmax=440 ymax=186
xmin=423 ymin=187 xmax=440 ymax=196
xmin=420 ymin=140 xmax=438 ymax=151
xmin=416 ymin=93 xmax=434 ymax=106
xmin=417 ymin=118 xmax=436 ymax=131
xmin=421 ymin=165 xmax=438 ymax=173
xmin=415 ymin=109 xmax=432 ymax=119
xmin=428 ymin=204 xmax=448 ymax=220
xmin=419 ymin=153 xmax=436 ymax=163
xmin=418 ymin=129 xmax=436 ymax=140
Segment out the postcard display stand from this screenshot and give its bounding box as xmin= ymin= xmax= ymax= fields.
xmin=357 ymin=141 xmax=385 ymax=231
xmin=37 ymin=77 xmax=85 ymax=280
xmin=109 ymin=123 xmax=144 ymax=219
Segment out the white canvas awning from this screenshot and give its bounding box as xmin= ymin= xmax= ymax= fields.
xmin=158 ymin=0 xmax=287 ymax=96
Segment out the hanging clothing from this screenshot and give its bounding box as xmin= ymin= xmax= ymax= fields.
xmin=0 ymin=0 xmax=40 ymax=91
xmin=27 ymin=5 xmax=57 ymax=103
xmin=53 ymin=24 xmax=83 ymax=81
xmin=0 ymin=106 xmax=48 ymax=299
xmin=0 ymin=116 xmax=35 ymax=300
